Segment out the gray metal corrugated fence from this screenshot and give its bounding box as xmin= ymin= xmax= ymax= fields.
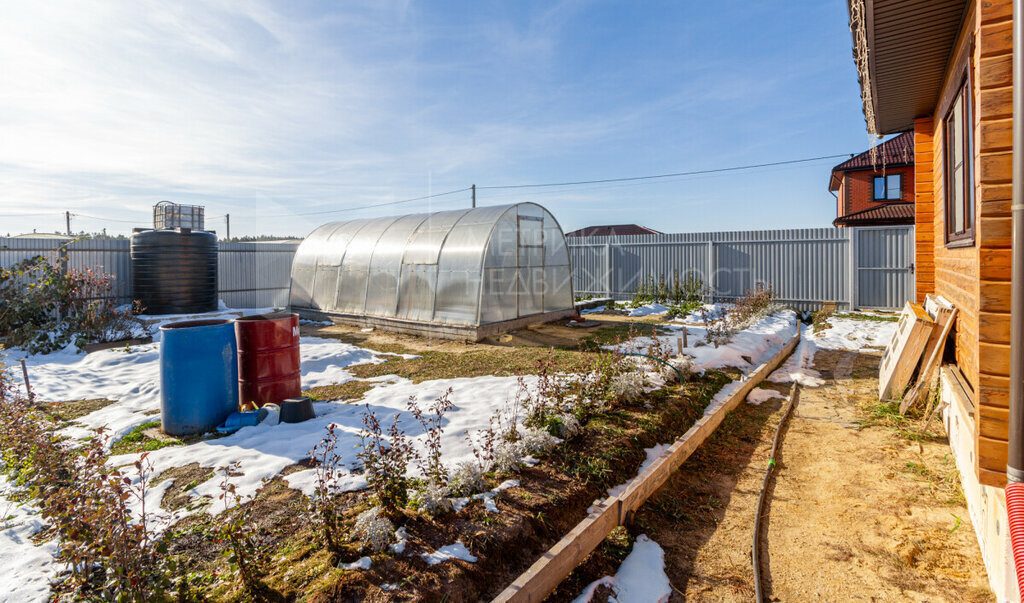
xmin=568 ymin=226 xmax=913 ymax=311
xmin=0 ymin=237 xmax=299 ymax=309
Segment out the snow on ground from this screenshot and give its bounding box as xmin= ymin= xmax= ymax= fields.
xmin=671 ymin=303 xmax=729 ymax=325
xmin=813 ymin=313 xmax=896 ymax=351
xmin=627 ymin=303 xmax=670 ymax=317
xmin=746 ymin=387 xmax=784 ymax=405
xmin=1 ymin=336 xmax=386 ymax=443
xmin=572 ymin=534 xmax=671 ymax=603
xmin=606 ymin=444 xmax=670 ymax=498
xmin=338 ymin=556 xmax=371 ymax=571
xmin=0 ymin=477 xmax=59 ymax=603
xmin=767 ymin=325 xmax=823 ymax=387
xmin=612 ymin=310 xmax=799 ymax=374
xmin=420 ymin=541 xmax=477 ymax=565
xmin=109 ymin=373 xmax=537 ymax=527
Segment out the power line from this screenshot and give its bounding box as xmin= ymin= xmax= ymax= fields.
xmin=236 ymin=187 xmax=472 ymax=219
xmin=477 ymin=153 xmax=851 ymax=190
xmin=5 ymin=152 xmax=853 ymax=226
xmin=70 ymin=212 xmax=141 ymax=224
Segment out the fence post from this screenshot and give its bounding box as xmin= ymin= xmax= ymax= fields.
xmin=706 ymin=240 xmax=715 ymax=303
xmin=602 ymin=242 xmax=610 ymax=298
xmin=848 ymin=228 xmax=858 ymax=311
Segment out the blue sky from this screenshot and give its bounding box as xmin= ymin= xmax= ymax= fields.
xmin=0 ymin=1 xmax=877 ymax=238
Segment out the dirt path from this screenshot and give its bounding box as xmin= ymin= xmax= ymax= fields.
xmin=564 ymin=341 xmax=994 ymax=601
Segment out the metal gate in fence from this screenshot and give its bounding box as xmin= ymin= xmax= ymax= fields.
xmin=567 ymin=225 xmax=914 ymax=311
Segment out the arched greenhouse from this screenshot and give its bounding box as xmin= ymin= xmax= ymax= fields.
xmin=288 ymin=202 xmax=575 ymax=339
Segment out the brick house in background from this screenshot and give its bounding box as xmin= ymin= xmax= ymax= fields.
xmin=827 ymin=131 xmax=916 ymax=226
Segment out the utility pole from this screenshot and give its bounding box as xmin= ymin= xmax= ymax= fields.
xmin=226 ymin=213 xmax=230 ymax=241
xmin=65 ymin=211 xmax=71 ymax=236
xmin=471 ymin=184 xmax=476 ymax=208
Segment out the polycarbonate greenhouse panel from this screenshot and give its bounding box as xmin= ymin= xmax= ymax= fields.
xmin=397 ymin=264 xmax=437 ymax=322
xmin=288 ymin=203 xmax=575 ymax=331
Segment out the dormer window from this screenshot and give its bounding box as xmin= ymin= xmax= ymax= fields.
xmin=873 ymin=174 xmax=901 ymax=200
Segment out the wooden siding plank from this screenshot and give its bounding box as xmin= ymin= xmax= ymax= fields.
xmin=980 ymin=54 xmax=1013 ymax=88
xmin=980 ymin=216 xmax=1013 ymax=247
xmin=979 ymin=119 xmax=1012 ymax=152
xmin=980 ymin=87 xmax=1014 ymax=119
xmin=979 ymin=404 xmax=1010 ymax=440
xmin=980 ymin=21 xmax=1013 ymax=58
xmin=981 ymin=373 xmax=1011 ymax=408
xmin=981 ymin=0 xmax=1013 ymax=25
xmin=979 ymin=341 xmax=1011 ymax=376
xmin=979 ymin=249 xmax=1012 ymax=282
xmin=980 ymin=152 xmax=1013 ymax=183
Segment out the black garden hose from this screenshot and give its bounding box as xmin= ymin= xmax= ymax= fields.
xmin=752 ymin=384 xmax=800 ymax=603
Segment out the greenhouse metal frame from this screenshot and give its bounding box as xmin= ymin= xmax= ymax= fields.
xmin=288 ymin=202 xmax=575 ymax=339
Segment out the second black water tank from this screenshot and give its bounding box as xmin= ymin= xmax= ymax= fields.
xmin=131 ymin=229 xmax=218 ymax=315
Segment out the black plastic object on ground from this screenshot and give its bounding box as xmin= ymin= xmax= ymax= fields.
xmin=131 ymin=229 xmax=218 ymax=315
xmin=279 ymin=396 xmax=315 ymax=423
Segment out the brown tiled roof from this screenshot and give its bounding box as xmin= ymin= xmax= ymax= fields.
xmin=832 ymin=202 xmax=915 ymax=227
xmin=828 ymin=132 xmax=914 ymax=190
xmin=565 ymin=224 xmax=662 ymax=237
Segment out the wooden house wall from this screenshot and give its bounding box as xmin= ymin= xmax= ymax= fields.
xmin=915 ymin=0 xmax=1014 ymax=487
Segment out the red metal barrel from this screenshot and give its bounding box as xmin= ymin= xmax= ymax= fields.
xmin=235 ymin=312 xmax=301 ymax=408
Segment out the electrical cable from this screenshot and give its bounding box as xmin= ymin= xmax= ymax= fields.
xmin=752 ymin=383 xmax=801 ymax=603
xmin=478 ymin=154 xmax=852 ymax=191
xmin=234 ymin=187 xmax=472 ymax=219
xmin=19 ymin=151 xmax=855 ymax=225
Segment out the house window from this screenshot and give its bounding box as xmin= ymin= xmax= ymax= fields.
xmin=945 ymin=79 xmax=974 ymax=245
xmin=873 ymin=174 xmax=902 ymax=200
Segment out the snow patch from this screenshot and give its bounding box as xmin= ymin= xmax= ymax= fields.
xmin=338 ymin=556 xmax=371 ymax=571
xmin=746 ymin=387 xmax=783 ymax=405
xmin=627 ymin=303 xmax=669 ymax=317
xmin=768 ymin=326 xmax=823 ymax=387
xmin=572 ymin=534 xmax=671 ymax=603
xmin=421 ymin=541 xmax=477 ymax=565
xmin=0 ymin=477 xmax=59 ymax=603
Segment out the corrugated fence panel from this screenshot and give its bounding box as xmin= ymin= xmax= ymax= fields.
xmin=1 ymin=237 xmax=299 ymax=310
xmin=66 ymin=239 xmax=132 ymax=302
xmin=855 ymin=227 xmax=913 ymax=309
xmin=217 ymin=242 xmax=299 ymax=308
xmin=568 ymin=226 xmax=912 ymax=311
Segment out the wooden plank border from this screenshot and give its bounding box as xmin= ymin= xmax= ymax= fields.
xmin=493 ymin=317 xmax=802 ymax=603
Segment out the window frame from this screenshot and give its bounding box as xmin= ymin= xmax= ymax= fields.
xmin=943 ymin=77 xmax=975 ymax=247
xmin=873 ymin=173 xmax=902 ymax=201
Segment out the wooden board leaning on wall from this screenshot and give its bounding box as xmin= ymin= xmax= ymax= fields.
xmin=879 ymin=302 xmax=935 ymax=403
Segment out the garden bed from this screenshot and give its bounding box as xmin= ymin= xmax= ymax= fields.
xmin=0 ymin=298 xmax=797 ymax=601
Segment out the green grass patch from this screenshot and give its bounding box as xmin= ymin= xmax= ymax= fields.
xmin=110 ymin=421 xmax=183 ymax=455
xmin=43 ymin=398 xmax=116 ymax=422
xmin=349 ymin=347 xmax=597 ymax=382
xmin=836 ymin=311 xmax=900 ymax=323
xmin=305 ymin=380 xmax=379 ymax=402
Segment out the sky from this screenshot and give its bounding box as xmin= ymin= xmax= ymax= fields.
xmin=0 ymin=1 xmax=879 ymax=238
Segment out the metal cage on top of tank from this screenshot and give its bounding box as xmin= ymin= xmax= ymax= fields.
xmin=288 ymin=202 xmax=575 ymax=340
xmin=153 ymin=200 xmax=205 ymax=231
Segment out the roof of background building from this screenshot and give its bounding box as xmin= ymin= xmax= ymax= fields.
xmin=829 ymin=132 xmax=915 ymax=191
xmin=565 ymin=224 xmax=662 ymax=237
xmin=832 ymin=202 xmax=915 ymax=227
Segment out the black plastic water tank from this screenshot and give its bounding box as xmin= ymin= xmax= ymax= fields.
xmin=131 ymin=230 xmax=218 ymax=315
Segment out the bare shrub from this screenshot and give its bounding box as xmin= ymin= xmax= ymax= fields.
xmin=216 ymin=465 xmax=270 ymax=594
xmin=358 ymin=404 xmax=415 ymax=516
xmin=0 ymin=254 xmax=148 ymax=354
xmin=307 ymin=424 xmax=346 ymax=552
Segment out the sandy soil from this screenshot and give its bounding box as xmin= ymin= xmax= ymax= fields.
xmin=570 ymin=342 xmax=993 ymax=602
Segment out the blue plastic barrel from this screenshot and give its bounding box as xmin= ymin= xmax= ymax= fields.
xmin=159 ymin=319 xmax=239 ymax=436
